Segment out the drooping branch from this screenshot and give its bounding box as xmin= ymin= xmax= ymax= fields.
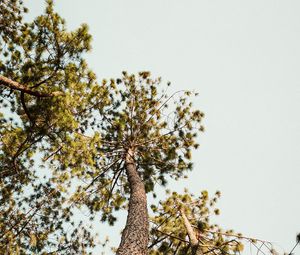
xmin=196 ymin=228 xmax=272 ymax=245
xmin=0 ymin=75 xmax=63 ymax=97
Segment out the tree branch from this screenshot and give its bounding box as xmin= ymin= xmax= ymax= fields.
xmin=180 ymin=208 xmax=198 ymax=246
xmin=0 ymin=75 xmax=63 ymax=97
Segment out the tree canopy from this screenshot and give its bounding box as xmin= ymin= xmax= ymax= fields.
xmin=1 ymin=1 xmax=204 ymax=252
xmin=0 ymin=1 xmax=282 ymax=255
xmin=1 ymin=0 xmax=100 ymax=253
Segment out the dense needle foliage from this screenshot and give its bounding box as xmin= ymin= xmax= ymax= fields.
xmin=149 ymin=190 xmax=245 ymax=255
xmin=0 ymin=1 xmax=102 ymax=253
xmin=53 ymin=71 xmax=204 ymax=226
xmin=0 ymin=1 xmax=279 ymax=255
xmin=1 ymin=1 xmax=204 ymax=252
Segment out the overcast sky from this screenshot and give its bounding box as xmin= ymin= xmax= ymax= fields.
xmin=26 ymin=1 xmax=300 ymax=254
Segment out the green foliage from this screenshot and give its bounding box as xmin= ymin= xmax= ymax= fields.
xmin=52 ymin=71 xmax=204 ymax=225
xmin=0 ymin=0 xmax=27 ymax=44
xmin=0 ymin=1 xmax=100 ymax=253
xmin=1 ymin=0 xmax=204 ymax=252
xmin=0 ymin=2 xmax=279 ymax=254
xmin=149 ymin=190 xmax=244 ymax=255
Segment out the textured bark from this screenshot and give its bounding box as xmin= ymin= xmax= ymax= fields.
xmin=0 ymin=75 xmax=63 ymax=97
xmin=180 ymin=208 xmax=203 ymax=255
xmin=116 ymin=149 xmax=149 ymax=255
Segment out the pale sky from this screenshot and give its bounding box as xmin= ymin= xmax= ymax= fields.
xmin=26 ymin=1 xmax=300 ymax=254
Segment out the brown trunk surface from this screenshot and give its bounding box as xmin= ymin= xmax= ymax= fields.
xmin=116 ymin=149 xmax=149 ymax=255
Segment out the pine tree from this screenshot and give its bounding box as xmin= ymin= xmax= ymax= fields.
xmin=1 ymin=1 xmax=204 ymax=253
xmin=0 ymin=1 xmax=104 ymax=253
xmin=0 ymin=2 xmax=278 ymax=255
xmin=149 ymin=190 xmax=244 ymax=255
xmin=52 ymin=71 xmax=204 ymax=254
xmin=149 ymin=190 xmax=275 ymax=255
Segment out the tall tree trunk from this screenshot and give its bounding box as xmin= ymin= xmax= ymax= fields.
xmin=180 ymin=208 xmax=203 ymax=255
xmin=116 ymin=149 xmax=149 ymax=255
